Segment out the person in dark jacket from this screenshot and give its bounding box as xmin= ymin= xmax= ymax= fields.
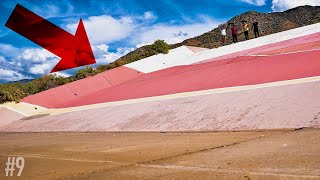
xmin=252 ymin=20 xmax=260 ymax=38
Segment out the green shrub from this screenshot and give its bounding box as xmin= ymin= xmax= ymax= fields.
xmin=0 ymin=84 xmax=28 ymax=103
xmin=31 ymin=75 xmax=67 ymax=92
xmin=96 ymin=64 xmax=109 ymax=73
xmin=74 ymin=66 xmax=98 ymax=79
xmin=150 ymin=40 xmax=170 ymax=54
xmin=20 ymin=82 xmax=39 ymax=94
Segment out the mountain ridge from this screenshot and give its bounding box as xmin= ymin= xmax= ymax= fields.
xmin=113 ymin=5 xmax=320 ymax=65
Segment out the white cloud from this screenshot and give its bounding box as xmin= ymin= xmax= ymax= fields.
xmin=29 ymin=63 xmax=55 ymax=75
xmin=31 ymin=2 xmax=79 ymax=19
xmin=65 ymin=12 xmax=221 ymax=55
xmin=19 ymin=48 xmax=58 ymax=63
xmin=272 ymin=0 xmax=320 ymax=12
xmin=240 ymin=0 xmax=266 ymax=6
xmin=14 ymin=48 xmax=59 ymax=75
xmin=96 ymin=44 xmax=109 ymax=52
xmin=92 ymin=44 xmax=133 ymax=64
xmin=144 ymin=11 xmax=156 ymax=20
xmin=0 ymin=56 xmax=5 ymax=63
xmin=0 ymin=43 xmax=131 ymax=82
xmin=0 ymin=68 xmax=32 ymax=82
xmin=0 ymin=48 xmax=60 ymax=82
xmin=98 ymin=52 xmax=123 ymax=64
xmin=0 ymin=43 xmax=20 ymax=55
xmin=52 ymin=71 xmax=71 ymax=77
xmin=66 ymin=15 xmax=135 ymax=44
xmin=133 ymin=19 xmax=220 ymax=45
xmin=13 ymin=48 xmax=58 ymax=75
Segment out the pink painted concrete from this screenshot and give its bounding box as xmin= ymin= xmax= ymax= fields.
xmin=197 ymin=32 xmax=320 ymax=64
xmin=0 ymin=107 xmax=25 ymax=128
xmin=2 ymin=79 xmax=319 ymax=132
xmin=186 ymin=46 xmax=208 ymax=53
xmin=23 ymin=85 xmax=77 ymax=108
xmin=22 ymin=66 xmax=143 ymax=108
xmin=61 ymin=49 xmax=320 ymax=108
xmin=256 ymin=40 xmax=320 ymax=55
xmin=67 ymin=75 xmax=113 ymax=97
xmin=100 ymin=66 xmax=143 ymax=86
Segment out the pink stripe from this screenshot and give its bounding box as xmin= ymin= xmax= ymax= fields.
xmin=22 ymin=66 xmax=143 ymax=108
xmin=197 ymin=32 xmax=320 ymax=64
xmin=61 ymin=50 xmax=320 ymax=108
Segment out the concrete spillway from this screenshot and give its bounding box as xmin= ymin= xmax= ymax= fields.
xmin=1 ymin=23 xmax=320 ymax=132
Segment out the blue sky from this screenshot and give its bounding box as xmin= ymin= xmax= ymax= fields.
xmin=0 ymin=0 xmax=318 ymax=83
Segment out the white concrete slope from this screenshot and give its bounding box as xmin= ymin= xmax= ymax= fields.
xmin=125 ymin=23 xmax=320 ymax=73
xmin=124 ymin=46 xmax=198 ymax=73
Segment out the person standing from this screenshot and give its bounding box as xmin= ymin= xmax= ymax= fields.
xmin=252 ymin=20 xmax=260 ymax=38
xmin=242 ymin=21 xmax=249 ymax=40
xmin=219 ymin=24 xmax=227 ymax=45
xmin=231 ymin=24 xmax=238 ymax=43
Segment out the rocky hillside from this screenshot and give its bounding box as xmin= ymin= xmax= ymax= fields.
xmin=115 ymin=5 xmax=320 ymax=64
xmin=172 ymin=5 xmax=320 ymax=49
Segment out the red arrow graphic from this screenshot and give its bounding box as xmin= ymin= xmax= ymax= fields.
xmin=5 ymin=4 xmax=96 ymax=73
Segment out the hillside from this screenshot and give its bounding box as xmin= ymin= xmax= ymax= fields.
xmin=116 ymin=5 xmax=320 ymax=63
xmin=171 ymin=5 xmax=320 ymax=49
xmin=6 ymin=79 xmax=33 ymax=84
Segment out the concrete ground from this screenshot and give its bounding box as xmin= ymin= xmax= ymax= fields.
xmin=0 ymin=129 xmax=319 ymax=179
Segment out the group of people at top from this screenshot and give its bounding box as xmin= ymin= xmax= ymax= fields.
xmin=219 ymin=20 xmax=260 ymax=45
